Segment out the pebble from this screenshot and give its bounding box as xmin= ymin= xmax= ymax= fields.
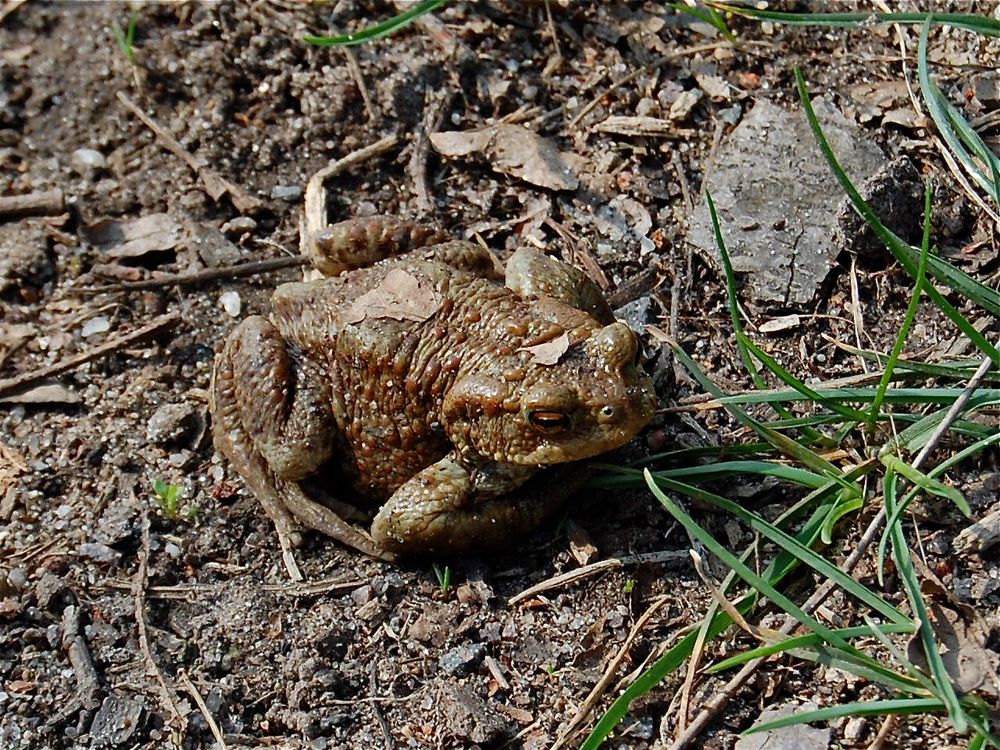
xmin=270 ymin=184 xmax=303 ymax=201
xmin=219 ymin=290 xmax=242 ymax=318
xmin=7 ymin=568 xmax=28 ymax=590
xmin=81 ymin=316 xmax=111 ymax=338
xmin=221 ymin=216 xmax=258 ymax=236
xmin=78 ymin=542 xmax=120 ymax=563
xmin=70 ymin=148 xmax=107 ymax=176
xmin=438 ymin=642 xmax=486 ymax=676
xmin=146 ymin=402 xmax=198 ymax=446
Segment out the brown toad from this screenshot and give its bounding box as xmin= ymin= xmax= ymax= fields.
xmin=211 ymin=216 xmax=656 ymax=562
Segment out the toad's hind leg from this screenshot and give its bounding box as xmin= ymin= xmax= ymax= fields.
xmin=370 ymin=455 xmax=587 ymax=555
xmin=308 ymin=216 xmax=451 ymax=276
xmin=212 ymin=317 xmax=392 ymax=564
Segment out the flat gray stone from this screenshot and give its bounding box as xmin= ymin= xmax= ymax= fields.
xmin=689 ymin=97 xmax=885 ymax=308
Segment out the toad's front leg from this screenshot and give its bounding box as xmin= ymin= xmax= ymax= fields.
xmin=212 ymin=316 xmax=392 ymax=564
xmin=370 ymin=454 xmax=580 ymax=555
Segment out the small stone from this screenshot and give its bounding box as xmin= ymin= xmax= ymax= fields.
xmin=146 ymin=402 xmax=198 ymax=446
xmin=438 ymin=683 xmax=512 ymax=745
xmin=439 ymin=642 xmax=486 ymax=676
xmin=78 ymin=543 xmax=121 ymax=564
xmin=7 ymin=568 xmax=27 ymax=590
xmin=70 ymin=148 xmax=107 ymax=176
xmin=270 ymin=184 xmax=303 ymax=201
xmin=615 ymin=295 xmax=653 ymax=335
xmin=81 ymin=316 xmax=111 ymax=338
xmin=219 ymin=290 xmax=242 ymax=318
xmin=221 ymin=216 xmax=258 ymax=236
xmin=90 ymin=694 xmax=145 ymax=747
xmin=164 ymin=542 xmax=182 ymax=558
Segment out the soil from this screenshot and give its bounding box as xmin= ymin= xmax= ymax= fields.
xmin=1 ymin=2 xmax=998 ymax=750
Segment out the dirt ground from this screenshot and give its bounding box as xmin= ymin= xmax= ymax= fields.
xmin=1 ymin=2 xmax=998 ymax=749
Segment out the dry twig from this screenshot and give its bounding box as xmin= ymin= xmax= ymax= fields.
xmin=82 ymin=255 xmax=307 ymax=294
xmin=0 ymin=312 xmax=179 ymax=398
xmin=179 ymin=671 xmax=228 ymax=750
xmin=508 ymin=550 xmax=686 ymax=605
xmin=116 ymin=92 xmax=262 ymax=213
xmin=0 ymin=189 xmax=65 ymax=219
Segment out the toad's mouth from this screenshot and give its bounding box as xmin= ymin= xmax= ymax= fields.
xmin=515 ymin=432 xmax=635 ymax=465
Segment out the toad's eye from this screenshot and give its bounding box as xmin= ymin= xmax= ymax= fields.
xmin=598 ymin=405 xmax=617 ymax=423
xmin=528 ymin=410 xmax=572 ymax=434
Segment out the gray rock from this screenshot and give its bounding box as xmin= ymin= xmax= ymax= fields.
xmin=270 ymin=184 xmax=303 ymax=201
xmin=438 ymin=642 xmax=486 ymax=676
xmin=146 ymin=402 xmax=198 ymax=446
xmin=90 ymin=694 xmax=145 ymax=747
xmin=688 ymin=97 xmax=885 ymax=308
xmin=438 ymin=683 xmax=512 ymax=745
xmin=615 ymin=295 xmax=654 ymax=334
xmin=735 ymin=701 xmax=830 ymax=750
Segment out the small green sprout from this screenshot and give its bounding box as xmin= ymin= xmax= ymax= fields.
xmin=151 ymin=478 xmax=184 ymax=520
xmin=432 ymin=563 xmax=452 ymax=595
xmin=623 ymin=578 xmax=636 ymax=594
xmin=111 ymin=10 xmax=139 ymax=63
xmin=544 ymin=664 xmax=557 ymax=675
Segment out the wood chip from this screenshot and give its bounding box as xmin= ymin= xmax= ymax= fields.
xmin=82 ymin=214 xmax=184 ymax=259
xmin=759 ymin=314 xmax=801 ymax=334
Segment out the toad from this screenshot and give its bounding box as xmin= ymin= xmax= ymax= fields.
xmin=211 ymin=216 xmax=656 ymax=563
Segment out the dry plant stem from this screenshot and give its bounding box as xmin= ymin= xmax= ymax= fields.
xmin=0 ymin=312 xmax=180 ymax=398
xmin=116 ymin=91 xmax=261 ymax=213
xmin=551 ymin=596 xmax=671 ymax=750
xmin=848 ymin=256 xmax=870 ymax=374
xmin=83 ymin=255 xmax=307 ymax=293
xmin=179 ymin=671 xmax=228 ymax=750
xmin=507 ymin=550 xmax=686 ymax=605
xmin=867 ymin=713 xmax=897 ymax=750
xmin=669 ymin=351 xmax=995 ymax=749
xmin=409 ymin=93 xmax=450 ymax=215
xmin=954 ymin=507 xmax=1000 ymax=554
xmin=299 ymin=135 xmax=400 ymax=255
xmin=134 ymin=505 xmax=187 ymax=735
xmin=343 ymin=47 xmax=379 ymax=121
xmin=0 ymin=189 xmax=65 ymax=219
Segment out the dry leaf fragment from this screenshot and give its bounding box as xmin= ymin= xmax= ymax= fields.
xmin=82 ymin=214 xmax=183 ymax=259
xmin=518 ymin=332 xmax=570 ymax=366
xmin=0 ymin=383 xmax=81 ymax=404
xmin=759 ymin=314 xmax=801 ymax=334
xmin=430 ymin=124 xmax=580 ymax=191
xmin=343 ymin=269 xmax=443 ymax=325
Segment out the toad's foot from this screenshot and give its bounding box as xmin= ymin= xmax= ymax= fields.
xmin=370 ymin=454 xmax=587 ymax=555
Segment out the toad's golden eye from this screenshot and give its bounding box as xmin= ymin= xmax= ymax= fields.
xmin=528 ymin=410 xmax=572 ymax=434
xmin=598 ymin=405 xmax=617 ymax=422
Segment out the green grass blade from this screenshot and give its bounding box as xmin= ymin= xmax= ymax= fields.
xmin=745 ymin=698 xmax=947 ymax=735
xmin=795 ymin=68 xmax=1000 ymax=366
xmin=918 ymin=20 xmax=1000 ymax=208
xmin=885 ymin=470 xmax=968 ymax=732
xmin=870 ymin=181 xmax=932 ymax=422
xmin=708 ymin=623 xmax=914 ymax=672
xmin=646 ymin=470 xmax=908 ymax=628
xmin=878 ymin=455 xmax=970 ymax=515
xmin=707 ymin=3 xmax=1000 ymax=37
xmin=304 ymin=0 xmax=448 ymax=46
xmin=589 ymin=461 xmax=830 ymax=490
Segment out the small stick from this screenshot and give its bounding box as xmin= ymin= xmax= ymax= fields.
xmin=508 ymin=550 xmax=686 ymax=605
xmin=116 ymin=92 xmax=262 ymax=213
xmin=81 ymin=255 xmax=307 ymax=293
xmin=0 ymin=312 xmax=179 ymax=398
xmin=0 ymin=189 xmax=65 ymax=219
xmin=551 ymin=596 xmax=671 ymax=750
xmin=179 ymin=671 xmax=228 ymax=750
xmin=343 ymin=48 xmax=380 ymax=122
xmin=134 ymin=503 xmax=187 ymax=735
xmin=409 ymin=92 xmax=450 ymax=215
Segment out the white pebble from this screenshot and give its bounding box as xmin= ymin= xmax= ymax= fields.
xmin=219 ymin=291 xmax=242 ymax=318
xmin=81 ymin=316 xmax=111 ymax=338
